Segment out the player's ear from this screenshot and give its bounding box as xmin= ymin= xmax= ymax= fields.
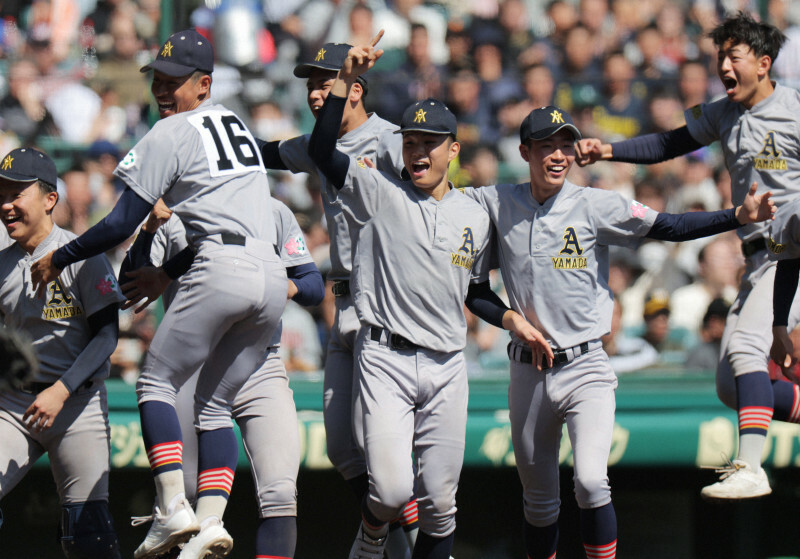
xmin=447 ymin=139 xmax=460 ymax=163
xmin=758 ymin=54 xmax=772 ymax=77
xmin=519 ymin=143 xmax=531 ymax=163
xmin=44 ymin=190 xmax=58 ymax=213
xmin=350 ymin=81 xmax=364 ymax=104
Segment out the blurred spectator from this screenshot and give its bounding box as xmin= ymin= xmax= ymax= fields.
xmin=553 ymin=24 xmax=603 ymax=111
xmin=578 ymin=0 xmax=614 ymax=55
xmin=52 ymin=163 xmax=93 ymax=234
xmin=639 ymin=290 xmax=672 ymax=354
xmin=670 ymin=237 xmax=741 ymax=333
xmin=685 ymin=298 xmax=730 ymax=371
xmin=472 ymin=22 xmax=523 ymax=117
xmin=678 ymin=59 xmax=712 ymax=108
xmin=654 ymin=3 xmax=697 ymax=67
xmin=347 ymin=1 xmax=375 ymax=47
xmin=458 ymin=144 xmax=499 ymax=187
xmin=374 ymin=22 xmax=445 ymax=123
xmin=768 ymin=0 xmax=800 ymax=91
xmin=592 ymin=51 xmax=650 ymax=141
xmin=444 ymin=21 xmax=472 ymax=73
xmin=279 ymin=300 xmax=323 ymax=372
xmin=646 ymin=88 xmax=686 ymax=135
xmin=604 ymin=298 xmax=659 ymax=373
xmin=446 ymin=68 xmax=496 ymax=147
xmin=520 ymin=63 xmax=556 ymax=109
xmin=497 ymin=0 xmax=535 ymax=66
xmin=0 ymin=58 xmax=58 ymax=143
xmin=631 ymin=23 xmax=678 ymax=90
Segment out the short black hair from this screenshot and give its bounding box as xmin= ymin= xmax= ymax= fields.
xmin=710 ymin=11 xmax=787 ymax=63
xmin=37 ymin=179 xmax=57 ymax=195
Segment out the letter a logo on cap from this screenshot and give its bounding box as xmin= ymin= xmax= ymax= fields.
xmin=315 ymin=47 xmax=326 ymax=62
xmin=551 ymin=110 xmax=564 ymax=124
xmin=414 ymin=109 xmax=427 ymax=123
xmin=161 ymin=41 xmax=173 ymax=57
xmin=2 ymin=155 xmax=13 ymax=170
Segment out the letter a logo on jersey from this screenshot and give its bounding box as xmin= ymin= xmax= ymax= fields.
xmin=559 ymin=227 xmax=583 ymax=255
xmin=759 ymin=131 xmax=781 ymax=158
xmin=48 ymin=278 xmax=73 ymax=306
xmin=459 ymin=227 xmax=475 ymax=255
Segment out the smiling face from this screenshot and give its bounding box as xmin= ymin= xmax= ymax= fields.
xmin=401 ymin=132 xmax=459 ymax=198
xmin=306 ymin=68 xmax=338 ymax=118
xmin=151 ymin=70 xmax=210 ymax=119
xmin=520 ymin=128 xmax=576 ymax=203
xmin=0 ymin=180 xmax=57 ymax=253
xmin=716 ymin=40 xmax=772 ymax=108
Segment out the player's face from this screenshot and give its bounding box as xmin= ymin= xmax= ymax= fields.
xmin=520 ymin=129 xmax=576 ymax=197
xmin=402 ymin=132 xmax=459 ymax=194
xmin=151 ymin=70 xmax=210 ymax=118
xmin=0 ymin=180 xmax=57 ymax=251
xmin=716 ymin=40 xmax=771 ymax=108
xmin=306 ymin=69 xmax=338 ymax=118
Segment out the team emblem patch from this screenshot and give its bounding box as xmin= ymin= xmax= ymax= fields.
xmin=768 ymin=236 xmax=786 ymax=254
xmin=96 ymin=274 xmax=119 ymax=295
xmin=553 ymin=226 xmax=587 ymax=269
xmin=120 ymin=149 xmax=136 ymax=170
xmin=1 ymin=155 xmax=13 ymax=170
xmin=315 ymin=47 xmax=326 ymax=61
xmin=550 ymin=109 xmax=565 ymax=124
xmin=161 ymin=41 xmax=173 ymax=58
xmin=43 ymin=278 xmax=83 ymax=320
xmin=284 ymin=235 xmax=307 ymax=256
xmin=630 ymin=201 xmax=649 ymax=218
xmin=451 ymin=227 xmax=476 ymax=270
xmin=754 ymin=131 xmax=787 ymax=171
xmin=414 ymin=109 xmax=427 ymax=123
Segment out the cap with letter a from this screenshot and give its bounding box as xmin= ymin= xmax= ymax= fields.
xmin=519 ymin=105 xmax=582 ymax=143
xmin=140 ymin=28 xmax=214 ymax=76
xmin=0 ymin=147 xmax=58 ymax=189
xmin=396 ymin=98 xmax=457 ymax=136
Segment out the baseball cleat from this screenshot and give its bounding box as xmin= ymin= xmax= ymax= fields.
xmin=132 ymin=497 xmax=200 ymax=559
xmin=701 ymin=459 xmax=772 ymax=500
xmin=349 ymin=522 xmax=388 ymax=559
xmin=178 ymin=517 xmax=233 ymax=559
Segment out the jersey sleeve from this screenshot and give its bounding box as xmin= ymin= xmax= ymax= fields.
xmin=274 ymin=200 xmax=315 ymax=267
xmin=114 ymin=120 xmax=184 ymax=205
xmin=375 ymin=129 xmax=406 ymax=180
xmin=594 ymin=191 xmax=659 ymax=246
xmin=74 ymin=254 xmax=126 ymax=316
xmin=683 ymin=99 xmax=725 ymax=146
xmin=277 ymin=135 xmax=316 ymax=175
xmin=338 ymin=158 xmax=393 ymax=222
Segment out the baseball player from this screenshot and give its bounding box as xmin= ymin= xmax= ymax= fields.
xmin=575 ymin=11 xmax=800 ymax=500
xmin=308 ymin=36 xmax=552 ymax=559
xmin=0 ymin=147 xmax=124 ymax=558
xmin=29 ymin=29 xmax=288 ymax=558
xmin=256 ymin=42 xmax=420 ymax=552
xmin=463 ymin=105 xmax=774 ymax=559
xmin=119 ymin=197 xmax=323 ymax=559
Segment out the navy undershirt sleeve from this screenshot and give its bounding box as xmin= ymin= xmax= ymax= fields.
xmin=118 ymin=230 xmax=155 ymax=283
xmin=465 ymin=281 xmax=509 ymax=328
xmin=610 ymin=126 xmax=703 ymax=163
xmin=646 ymin=208 xmax=739 ymax=242
xmin=308 ymin=94 xmax=350 ymax=189
xmin=773 ymin=258 xmax=800 ymax=327
xmin=288 ymin=262 xmax=325 ymax=307
xmin=162 ymin=247 xmax=196 ymax=280
xmin=53 ymin=187 xmax=153 ymax=269
xmin=256 ymin=138 xmax=289 ymax=170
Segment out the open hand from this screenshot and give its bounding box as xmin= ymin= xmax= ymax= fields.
xmin=121 ymin=265 xmax=171 ymax=313
xmin=341 ymin=30 xmax=385 ymax=80
xmin=503 ymin=311 xmax=554 ymax=370
xmin=736 ymin=182 xmax=775 ymax=224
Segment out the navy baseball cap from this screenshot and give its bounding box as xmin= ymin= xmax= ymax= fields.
xmin=293 ymin=42 xmax=368 ymax=89
xmin=0 ymin=147 xmax=57 ymax=188
xmin=519 ymin=105 xmax=582 ymax=143
xmin=396 ymin=99 xmax=457 ymax=136
xmin=140 ymin=29 xmax=214 ymax=76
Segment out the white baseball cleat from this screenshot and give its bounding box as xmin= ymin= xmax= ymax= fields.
xmin=349 ymin=522 xmax=388 ymax=559
xmin=178 ymin=516 xmax=233 ymax=559
xmin=701 ymin=459 xmax=772 ymax=500
xmin=132 ymin=497 xmax=200 ymax=559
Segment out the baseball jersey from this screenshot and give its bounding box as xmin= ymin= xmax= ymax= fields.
xmin=684 ymin=83 xmax=800 ymax=242
xmin=150 ymin=201 xmax=313 ymax=347
xmin=277 ymin=114 xmax=404 ymax=280
xmin=116 ymin=99 xmax=277 ymax=246
xmin=342 ymin=161 xmax=492 ymax=353
xmin=465 ymin=181 xmax=657 ymax=349
xmin=0 ymin=225 xmax=125 ymax=384
xmin=767 ymin=198 xmax=800 ymax=260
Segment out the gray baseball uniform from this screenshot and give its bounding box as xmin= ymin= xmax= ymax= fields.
xmin=465 ymin=181 xmax=656 ymax=526
xmin=684 ymin=84 xmax=800 ymax=403
xmin=763 ymin=200 xmax=800 ymax=328
xmin=115 ymin=99 xmax=288 ymax=430
xmin=277 ymin=115 xmax=404 ymax=479
xmin=0 ymin=225 xmax=124 ymax=504
xmin=149 ymin=200 xmax=312 ymax=518
xmin=340 ymin=160 xmax=491 ymax=537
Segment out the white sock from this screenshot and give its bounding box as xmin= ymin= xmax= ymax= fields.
xmin=737 ymin=433 xmax=766 ymax=473
xmin=155 ymin=471 xmax=185 ymax=512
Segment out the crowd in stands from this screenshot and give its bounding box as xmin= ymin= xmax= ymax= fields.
xmin=3 ymin=0 xmax=800 ymax=378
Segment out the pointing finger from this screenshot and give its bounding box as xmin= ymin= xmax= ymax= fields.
xmin=370 ymin=29 xmax=385 ymax=47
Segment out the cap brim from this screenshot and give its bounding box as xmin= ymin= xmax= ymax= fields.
xmin=140 ymin=59 xmax=199 ymax=76
xmin=528 ymin=123 xmax=582 ymax=141
xmin=0 ymin=171 xmax=39 ymax=183
xmin=293 ymin=63 xmax=339 ymax=78
xmin=394 ymin=127 xmax=454 ymax=135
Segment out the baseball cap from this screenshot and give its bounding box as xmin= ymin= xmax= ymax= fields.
xmin=643 ymin=291 xmax=671 ymax=318
xmin=0 ymin=147 xmax=58 ymax=188
xmin=293 ymin=42 xmax=368 ymax=89
xmin=140 ymin=29 xmax=214 ymax=76
xmin=395 ymin=98 xmax=457 ymax=136
xmin=519 ymin=105 xmax=582 ymax=143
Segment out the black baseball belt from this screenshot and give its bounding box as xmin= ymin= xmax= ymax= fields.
xmin=332 ymin=280 xmax=350 ymax=297
xmin=16 ymin=379 xmax=95 ymax=395
xmin=370 ymin=326 xmax=421 ymax=351
xmin=508 ymin=340 xmax=602 ymax=370
xmin=219 ymin=233 xmax=279 ymax=255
